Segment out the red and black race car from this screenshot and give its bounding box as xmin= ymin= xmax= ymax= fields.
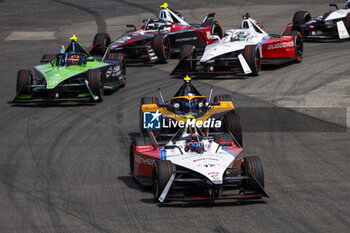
xmin=172 ymin=14 xmax=303 ymax=77
xmin=130 ymin=77 xmax=268 ymax=203
xmin=90 ymin=3 xmax=222 ymax=64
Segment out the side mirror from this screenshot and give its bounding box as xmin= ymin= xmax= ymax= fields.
xmin=329 ymin=3 xmax=338 ymax=9
xmin=126 ymin=24 xmax=136 ymax=31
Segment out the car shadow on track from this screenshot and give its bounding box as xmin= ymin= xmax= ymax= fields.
xmin=171 ymin=75 xmax=249 ymax=80
xmin=143 ymin=199 xmax=267 ymax=208
xmin=9 ymin=101 xmax=96 ymax=107
xmin=118 ymin=176 xmax=151 ymax=193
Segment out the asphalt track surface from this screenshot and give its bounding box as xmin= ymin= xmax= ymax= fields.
xmin=0 ymin=0 xmax=350 ymax=232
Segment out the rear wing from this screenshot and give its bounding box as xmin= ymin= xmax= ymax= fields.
xmin=201 ymin=12 xmax=216 ymax=26
xmin=282 ymin=22 xmax=293 ymax=36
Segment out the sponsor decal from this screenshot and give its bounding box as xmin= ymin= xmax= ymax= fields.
xmin=142 ymin=112 xmax=222 ymax=129
xmin=105 ymin=65 xmax=121 ymax=78
xmin=175 ymin=36 xmax=197 ymax=42
xmin=193 ymin=158 xmax=219 ymax=162
xmin=134 ymin=154 xmax=154 ymax=165
xmin=143 ymin=110 xmax=162 ymax=129
xmin=267 ymin=41 xmax=294 ymax=50
xmin=163 ymin=118 xmax=222 ymax=128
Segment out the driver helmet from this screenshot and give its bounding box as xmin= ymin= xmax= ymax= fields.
xmin=67 ymin=55 xmax=79 ymax=65
xmin=346 ymin=0 xmax=350 ymax=9
xmin=183 ymin=93 xmax=198 ymax=110
xmin=237 ymin=31 xmax=247 ymax=40
xmin=185 ymin=133 xmax=203 ymax=153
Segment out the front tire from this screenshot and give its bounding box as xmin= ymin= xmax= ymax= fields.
xmin=244 ymin=45 xmax=260 ymax=76
xmin=88 ymin=69 xmax=104 ymax=102
xmin=152 ymin=33 xmax=171 ymax=64
xmin=16 ymin=70 xmax=32 ymax=95
xmin=242 ymin=156 xmax=265 ymax=192
xmin=179 ymin=44 xmax=197 ymax=71
xmin=152 ymin=160 xmax=175 ymax=202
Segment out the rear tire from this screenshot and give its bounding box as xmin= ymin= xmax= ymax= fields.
xmin=152 ymin=160 xmax=175 ymax=202
xmin=152 ymin=33 xmax=171 ymax=64
xmin=223 ymin=111 xmax=243 ymax=147
xmin=244 ymin=45 xmax=260 ymax=76
xmin=40 ymin=54 xmax=55 ymax=64
xmin=91 ymin=33 xmax=111 ymax=57
xmin=88 ymin=69 xmax=104 ymax=102
xmin=242 ymin=156 xmax=265 ymax=192
xmin=16 ymin=70 xmax=32 ymax=95
xmin=130 ymin=136 xmax=152 ymax=173
xmin=292 ymin=11 xmax=311 ymax=25
xmin=345 ymin=13 xmax=350 ymax=35
xmin=211 ymin=20 xmax=223 ymax=38
xmin=284 ymin=31 xmax=303 ymax=62
xmin=107 ymin=53 xmax=127 ymax=87
xmin=214 ymin=94 xmax=232 ymax=102
xmin=179 ymin=44 xmax=197 ymax=71
xmin=213 ymin=133 xmax=234 ymax=143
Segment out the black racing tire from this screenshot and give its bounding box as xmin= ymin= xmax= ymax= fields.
xmin=141 ymin=96 xmax=159 ymax=105
xmin=292 ymin=11 xmax=311 ymax=28
xmin=213 ymin=133 xmax=234 ymax=143
xmin=40 ymin=54 xmax=55 ymax=64
xmin=179 ymin=44 xmax=197 ymax=71
xmin=283 ymin=30 xmax=303 ymax=63
xmin=16 ymin=70 xmax=32 ymax=95
xmin=223 ymin=111 xmax=243 ymax=147
xmin=91 ymin=33 xmax=111 ymax=57
xmin=152 ymin=33 xmax=171 ymax=64
xmin=243 ymin=45 xmax=260 ymax=76
xmin=88 ymin=69 xmax=104 ymax=102
xmin=211 ymin=20 xmax=223 ymax=38
xmin=139 ymin=97 xmax=159 ymax=135
xmin=152 ymin=160 xmax=175 ymax=202
xmin=130 ymin=136 xmax=152 ymax=173
xmin=108 ymin=53 xmax=127 ymax=87
xmin=213 ymin=94 xmax=232 ymax=102
xmin=242 ymin=156 xmax=265 ymax=192
xmin=345 ymin=14 xmax=350 ymax=35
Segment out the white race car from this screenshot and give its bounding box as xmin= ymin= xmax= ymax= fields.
xmin=284 ymin=1 xmax=350 ymax=40
xmin=171 ymin=13 xmax=303 ymax=76
xmin=131 ymin=120 xmax=268 ymax=203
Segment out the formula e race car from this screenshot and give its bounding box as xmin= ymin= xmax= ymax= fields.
xmin=130 ymin=76 xmax=269 ymax=202
xmin=171 ymin=13 xmax=303 ymax=77
xmin=14 ymin=35 xmax=126 ymax=103
xmin=91 ymin=3 xmax=222 ymax=64
xmin=283 ymin=1 xmax=350 ymax=40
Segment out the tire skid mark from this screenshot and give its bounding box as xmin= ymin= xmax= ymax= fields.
xmin=25 ymin=108 xmax=112 ymax=233
xmin=114 ymin=0 xmax=158 ymax=16
xmin=50 ymin=0 xmax=107 ymax=33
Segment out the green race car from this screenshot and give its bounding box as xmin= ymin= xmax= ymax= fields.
xmin=14 ymin=35 xmax=126 ymax=103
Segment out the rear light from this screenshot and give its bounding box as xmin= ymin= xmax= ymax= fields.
xmin=309 ymin=25 xmax=315 ymax=29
